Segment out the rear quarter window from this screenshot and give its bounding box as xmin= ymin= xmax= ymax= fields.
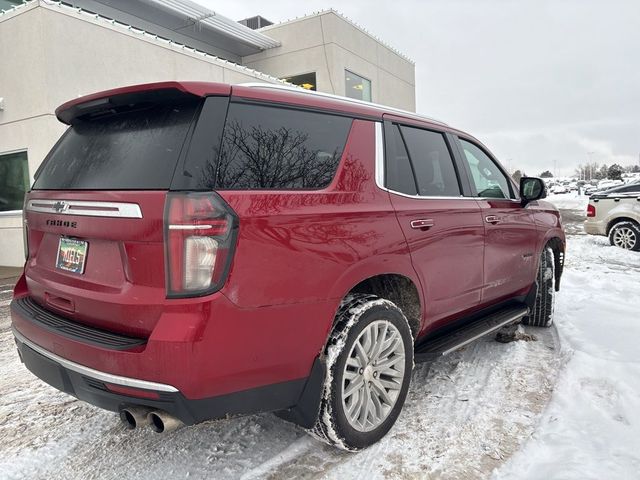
xmin=213 ymin=103 xmax=352 ymax=190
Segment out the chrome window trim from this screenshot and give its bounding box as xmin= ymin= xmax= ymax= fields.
xmin=374 ymin=121 xmax=474 ymax=201
xmin=474 ymin=197 xmax=522 ymax=203
xmin=375 ymin=123 xmax=522 ymax=203
xmin=13 ymin=329 xmax=179 ymax=393
xmin=27 ymin=199 xmax=142 ymax=218
xmin=374 ymin=122 xmax=385 ymax=190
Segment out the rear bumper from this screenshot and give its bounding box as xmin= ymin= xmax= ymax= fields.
xmin=10 ymin=287 xmax=332 ymax=426
xmin=13 ymin=328 xmax=310 ymax=425
xmin=11 ymin=290 xmax=331 ymax=400
xmin=584 ymin=218 xmax=606 ymax=236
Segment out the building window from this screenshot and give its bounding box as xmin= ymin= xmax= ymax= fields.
xmin=345 ymin=70 xmax=372 ymax=102
xmin=0 ymin=0 xmax=23 ymax=11
xmin=0 ymin=151 xmax=29 ymax=212
xmin=282 ymin=72 xmax=317 ymax=91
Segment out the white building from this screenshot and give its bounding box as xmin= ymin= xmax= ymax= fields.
xmin=0 ymin=0 xmax=416 ymax=267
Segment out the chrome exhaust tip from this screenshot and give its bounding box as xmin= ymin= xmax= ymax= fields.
xmin=120 ymin=407 xmax=152 ymax=429
xmin=147 ymin=410 xmax=183 ymax=433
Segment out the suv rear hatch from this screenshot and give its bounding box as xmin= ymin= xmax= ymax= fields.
xmin=23 ymin=87 xmax=209 ymax=337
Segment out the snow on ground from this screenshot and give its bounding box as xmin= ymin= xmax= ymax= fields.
xmin=0 ymin=293 xmax=561 ymax=478
xmin=1 ymin=197 xmax=638 ymax=479
xmin=545 ymin=192 xmax=589 ymax=211
xmin=491 ymin=196 xmax=640 ymax=479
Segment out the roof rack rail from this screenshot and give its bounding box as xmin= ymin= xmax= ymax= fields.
xmin=237 ymin=82 xmax=448 ymax=126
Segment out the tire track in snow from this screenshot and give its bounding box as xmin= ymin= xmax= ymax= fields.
xmin=1 ymin=294 xmax=562 ymax=480
xmin=230 ymin=327 xmax=562 ymax=479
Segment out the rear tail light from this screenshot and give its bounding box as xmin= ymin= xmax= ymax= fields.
xmin=164 ymin=192 xmax=238 ymax=298
xmin=587 ymin=203 xmax=596 ymax=217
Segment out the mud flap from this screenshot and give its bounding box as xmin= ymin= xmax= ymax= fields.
xmin=275 ymin=356 xmax=326 ymax=429
xmin=524 ymin=282 xmax=538 ymax=311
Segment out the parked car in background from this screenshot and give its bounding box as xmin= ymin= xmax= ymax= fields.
xmin=597 ymin=179 xmax=624 ymax=191
xmin=11 ymin=81 xmax=565 ymax=451
xmin=551 ymin=184 xmax=569 ymax=194
xmin=587 ymin=181 xmax=640 ymax=198
xmin=584 ymin=185 xmax=599 ymax=196
xmin=598 ymin=182 xmax=640 ymax=196
xmin=586 ymin=185 xmax=640 ymax=250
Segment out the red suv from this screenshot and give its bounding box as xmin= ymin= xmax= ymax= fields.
xmin=11 ymin=82 xmax=565 ymax=450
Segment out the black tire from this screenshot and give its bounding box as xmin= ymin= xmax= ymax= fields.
xmin=522 ymin=247 xmax=555 ymax=327
xmin=309 ymin=294 xmax=413 ymax=451
xmin=608 ymin=221 xmax=640 ymax=251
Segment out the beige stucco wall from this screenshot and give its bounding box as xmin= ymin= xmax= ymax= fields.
xmin=0 ymin=2 xmax=277 ymax=266
xmin=242 ymin=11 xmax=416 ymax=112
xmin=0 ymin=5 xmax=416 ymax=267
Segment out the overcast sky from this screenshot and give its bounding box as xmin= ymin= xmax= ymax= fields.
xmin=201 ymin=0 xmax=639 ymax=177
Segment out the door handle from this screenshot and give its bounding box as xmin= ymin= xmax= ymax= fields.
xmin=485 ymin=215 xmax=501 ymax=224
xmin=410 ymin=219 xmax=434 ymax=230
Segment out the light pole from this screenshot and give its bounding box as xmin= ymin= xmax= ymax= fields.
xmin=586 ymin=151 xmax=595 ymax=181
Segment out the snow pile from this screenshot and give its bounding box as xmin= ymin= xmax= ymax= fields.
xmin=545 ymin=192 xmax=589 ymax=211
xmin=493 ymin=235 xmax=640 ymax=479
xmin=0 ymin=285 xmax=562 ymax=478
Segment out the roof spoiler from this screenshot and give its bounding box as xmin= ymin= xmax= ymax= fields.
xmin=55 ymin=81 xmax=231 ymax=124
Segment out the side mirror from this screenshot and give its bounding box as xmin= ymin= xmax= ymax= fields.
xmin=520 ymin=177 xmax=546 ymax=206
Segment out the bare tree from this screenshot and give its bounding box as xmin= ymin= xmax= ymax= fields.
xmin=210 ymin=120 xmax=342 ymax=190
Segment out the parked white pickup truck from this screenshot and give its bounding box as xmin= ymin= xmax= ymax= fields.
xmin=585 ymin=187 xmax=640 ymax=251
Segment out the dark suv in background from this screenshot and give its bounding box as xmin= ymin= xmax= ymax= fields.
xmin=11 ymin=81 xmax=565 ymax=450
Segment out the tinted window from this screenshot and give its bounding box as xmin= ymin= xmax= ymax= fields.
xmin=459 ymin=139 xmax=513 ymax=199
xmin=214 ymin=103 xmax=352 ymax=190
xmin=615 ymin=184 xmax=640 ymax=193
xmin=34 ymin=101 xmax=198 ymax=190
xmin=385 ymin=124 xmax=417 ymax=195
xmin=400 ymin=126 xmax=460 ymax=196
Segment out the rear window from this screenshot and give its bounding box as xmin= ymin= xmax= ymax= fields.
xmin=34 ymin=101 xmax=198 ymax=190
xmin=184 ymin=102 xmax=353 ymax=190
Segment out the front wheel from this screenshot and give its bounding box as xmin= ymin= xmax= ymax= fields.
xmin=522 ymin=247 xmax=555 ymax=327
xmin=609 ymin=221 xmax=640 ymax=251
xmin=309 ymin=294 xmax=413 ymax=451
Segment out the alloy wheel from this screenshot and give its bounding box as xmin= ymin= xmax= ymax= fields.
xmin=612 ymin=227 xmax=637 ymax=249
xmin=341 ymin=320 xmax=406 ymax=432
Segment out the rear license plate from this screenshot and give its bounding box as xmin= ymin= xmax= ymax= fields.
xmin=56 ymin=237 xmax=88 ymax=274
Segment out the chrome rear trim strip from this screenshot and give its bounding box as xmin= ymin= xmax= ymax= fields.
xmin=27 ymin=200 xmax=142 ymax=218
xmin=13 ymin=329 xmax=179 ymax=393
xmin=168 ymin=224 xmax=213 ymax=230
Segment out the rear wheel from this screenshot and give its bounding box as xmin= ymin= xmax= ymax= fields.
xmin=608 ymin=221 xmax=640 ymax=251
xmin=522 ymin=247 xmax=555 ymax=327
xmin=309 ymin=294 xmax=413 ymax=451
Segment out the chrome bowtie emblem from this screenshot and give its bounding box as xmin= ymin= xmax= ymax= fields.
xmin=52 ymin=201 xmax=69 ymax=213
